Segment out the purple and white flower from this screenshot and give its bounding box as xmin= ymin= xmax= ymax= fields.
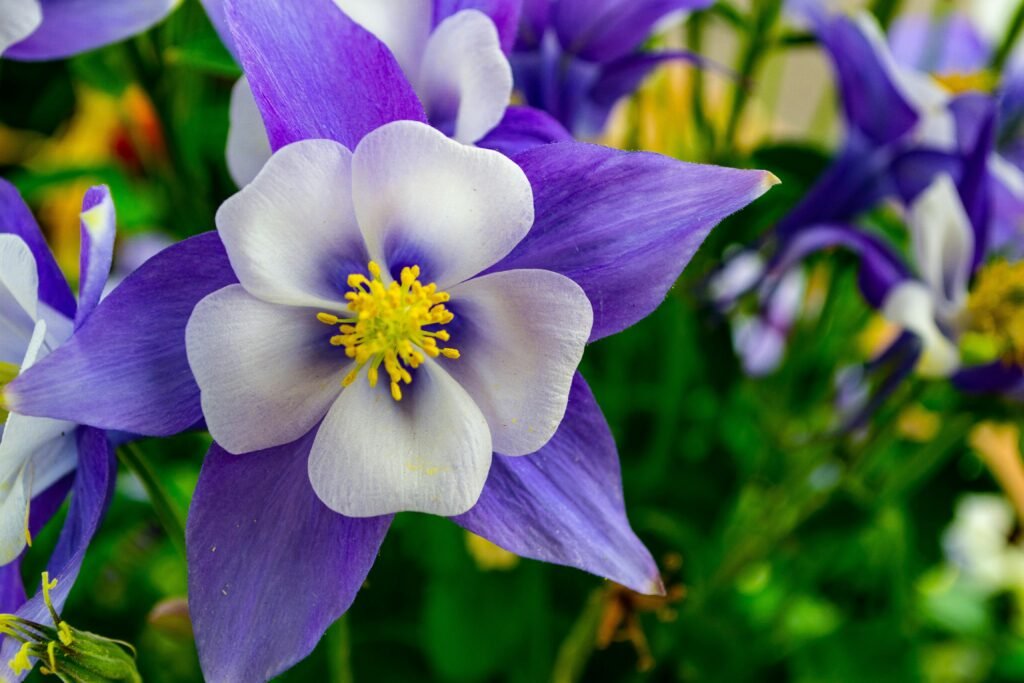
xmin=6 ymin=1 xmax=777 ymax=679
xmin=1 ymin=0 xmax=177 ymax=61
xmin=512 ymin=0 xmax=713 ymax=137
xmin=0 ymin=180 xmax=117 ymax=677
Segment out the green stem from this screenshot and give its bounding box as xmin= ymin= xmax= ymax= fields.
xmin=722 ymin=0 xmax=783 ymax=157
xmin=870 ymin=0 xmax=903 ymax=31
xmin=326 ymin=616 xmax=354 ymax=683
xmin=992 ymin=0 xmax=1024 ymax=71
xmin=550 ymin=590 xmax=605 ymax=683
xmin=116 ymin=443 xmax=187 ymax=558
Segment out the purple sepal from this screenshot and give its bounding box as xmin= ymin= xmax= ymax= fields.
xmin=493 ymin=141 xmax=774 ymax=340
xmin=454 ymin=373 xmax=663 ymax=595
xmin=949 ymin=94 xmax=997 ymax=269
xmin=815 ymin=12 xmax=918 ymax=145
xmin=188 ymin=430 xmax=392 ymax=683
xmin=770 ymin=223 xmax=909 ymax=309
xmin=8 ymin=233 xmax=236 ymax=437
xmin=75 ymin=185 xmax=116 ymax=328
xmin=225 ymin=0 xmax=427 ymax=153
xmin=476 ymin=105 xmax=573 ymax=156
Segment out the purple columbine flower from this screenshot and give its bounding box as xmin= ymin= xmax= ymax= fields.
xmin=0 ymin=0 xmax=177 ymax=60
xmin=0 ymin=180 xmax=117 ymax=678
xmin=201 ymin=0 xmax=572 ymax=187
xmin=6 ymin=1 xmax=777 ymax=680
xmin=512 ymin=0 xmax=713 ymax=137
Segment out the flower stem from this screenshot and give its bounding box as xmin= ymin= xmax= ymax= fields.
xmin=116 ymin=443 xmax=187 ymax=559
xmin=326 ymin=616 xmax=354 ymax=683
xmin=722 ymin=0 xmax=783 ymax=156
xmin=992 ymin=0 xmax=1024 ymax=71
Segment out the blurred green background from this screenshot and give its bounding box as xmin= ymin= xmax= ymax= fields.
xmin=3 ymin=1 xmax=1023 ymax=681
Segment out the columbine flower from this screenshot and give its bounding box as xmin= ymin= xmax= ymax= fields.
xmin=512 ymin=0 xmax=713 ymax=137
xmin=7 ymin=1 xmax=777 ymax=679
xmin=0 ymin=0 xmax=178 ymax=61
xmin=0 ymin=180 xmax=117 ymax=678
xmin=188 ymin=121 xmax=596 ymax=516
xmin=772 ymin=8 xmax=1022 ymax=240
xmin=202 ymin=0 xmax=570 ymax=187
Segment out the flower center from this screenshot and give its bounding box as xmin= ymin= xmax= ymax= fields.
xmin=0 ymin=361 xmax=18 ymax=426
xmin=317 ymin=261 xmax=460 ymax=401
xmin=965 ymin=260 xmax=1024 ymax=366
xmin=933 ymin=70 xmax=996 ymax=95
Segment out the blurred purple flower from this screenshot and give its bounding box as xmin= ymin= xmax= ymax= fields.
xmin=512 ymin=0 xmax=714 ymax=136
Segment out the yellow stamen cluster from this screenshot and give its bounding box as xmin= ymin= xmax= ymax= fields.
xmin=966 ymin=260 xmax=1024 ymax=366
xmin=318 ymin=261 xmax=460 ymax=401
xmin=933 ymin=70 xmax=996 ymax=94
xmin=2 ymin=573 xmax=71 ymax=677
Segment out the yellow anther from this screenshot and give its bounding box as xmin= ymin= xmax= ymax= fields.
xmin=317 ymin=313 xmax=340 ymax=325
xmin=57 ymin=622 xmax=73 ymax=647
xmin=933 ymin=70 xmax=996 ymax=94
xmin=9 ymin=642 xmax=33 ymax=675
xmin=317 ymin=262 xmax=460 ymax=400
xmin=46 ymin=641 xmax=57 ymax=672
xmin=967 ymin=260 xmax=1024 ymax=366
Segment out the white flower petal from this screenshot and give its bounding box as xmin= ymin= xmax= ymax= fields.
xmin=882 ymin=281 xmax=961 ymax=378
xmin=0 ymin=0 xmax=41 ymax=55
xmin=216 ymin=139 xmax=366 ymax=309
xmin=0 ymin=466 xmax=29 ymax=565
xmin=0 ymin=412 xmax=76 ymax=498
xmin=445 ymin=269 xmax=591 ymax=456
xmin=417 ymin=10 xmax=512 ymax=143
xmin=226 ymin=76 xmax=273 ymax=188
xmin=908 ymin=174 xmax=974 ymax=323
xmin=332 ymin=0 xmax=432 ymax=78
xmin=0 ymin=234 xmax=39 ymax=365
xmin=308 ymin=361 xmax=492 ymax=517
xmin=351 ymin=121 xmax=533 ymax=289
xmin=186 ymin=285 xmax=347 ymax=455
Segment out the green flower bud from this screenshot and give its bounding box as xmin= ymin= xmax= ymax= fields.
xmin=1 ymin=573 xmax=141 ymax=683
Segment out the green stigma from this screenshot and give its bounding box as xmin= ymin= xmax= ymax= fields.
xmin=0 ymin=361 xmax=18 ymax=426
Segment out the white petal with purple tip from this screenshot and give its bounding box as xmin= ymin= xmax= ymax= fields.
xmin=417 ymin=10 xmax=513 ymax=143
xmin=908 ymin=174 xmax=973 ymax=324
xmin=882 ymin=281 xmax=961 ymax=378
xmin=445 ymin=269 xmax=592 ymax=456
xmin=351 ymin=121 xmax=533 ymax=289
xmin=186 ymin=285 xmax=348 ymax=455
xmin=216 ymin=139 xmax=363 ymax=309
